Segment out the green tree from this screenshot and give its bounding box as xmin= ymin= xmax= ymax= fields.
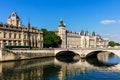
xmin=108 ymin=41 xmax=115 ymax=47
xmin=108 ymin=41 xmax=120 ymax=47
xmin=41 ymin=28 xmax=61 ymax=48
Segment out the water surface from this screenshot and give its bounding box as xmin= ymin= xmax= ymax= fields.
xmin=1 ymin=52 xmax=120 ymax=80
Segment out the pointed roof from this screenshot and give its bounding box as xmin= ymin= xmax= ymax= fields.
xmin=59 ymin=19 xmax=66 ymax=27
xmin=92 ymin=32 xmax=96 ymax=36
xmin=85 ymin=31 xmax=89 ymax=36
xmin=28 ymin=18 xmax=30 ymax=28
xmin=8 ymin=11 xmax=20 ymax=20
xmin=80 ymin=30 xmax=84 ymax=36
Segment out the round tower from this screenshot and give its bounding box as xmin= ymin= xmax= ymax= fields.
xmin=58 ymin=19 xmax=67 ymax=48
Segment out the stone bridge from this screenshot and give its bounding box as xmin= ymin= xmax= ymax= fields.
xmin=0 ymin=48 xmax=120 ymax=61
xmin=54 ymin=48 xmax=120 ymax=58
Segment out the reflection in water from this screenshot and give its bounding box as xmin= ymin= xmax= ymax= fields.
xmin=87 ymin=52 xmax=119 ymax=67
xmin=1 ymin=52 xmax=120 ymax=80
xmin=56 ymin=54 xmax=80 ymax=63
xmin=2 ymin=58 xmax=55 ymax=80
xmin=97 ymin=51 xmax=120 ymax=65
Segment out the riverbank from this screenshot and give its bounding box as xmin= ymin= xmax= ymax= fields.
xmin=0 ymin=49 xmax=55 ymax=62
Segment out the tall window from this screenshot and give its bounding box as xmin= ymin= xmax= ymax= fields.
xmin=14 ymin=41 xmax=16 ymax=46
xmin=14 ymin=33 xmax=17 ymax=39
xmin=24 ymin=41 xmax=26 ymax=46
xmin=24 ymin=34 xmax=26 ymax=39
xmin=9 ymin=33 xmax=12 ymax=38
xmin=3 ymin=40 xmax=6 ymax=46
xmin=4 ymin=32 xmax=6 ymax=38
xmin=19 ymin=34 xmax=21 ymax=39
xmin=9 ymin=41 xmax=12 ymax=46
xmin=32 ymin=36 xmax=34 ymax=47
xmin=18 ymin=41 xmax=21 ymax=46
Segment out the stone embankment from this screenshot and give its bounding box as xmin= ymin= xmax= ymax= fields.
xmin=0 ymin=49 xmax=55 ymax=61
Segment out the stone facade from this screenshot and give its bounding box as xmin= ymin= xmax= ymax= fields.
xmin=0 ymin=11 xmax=43 ymax=49
xmin=56 ymin=19 xmax=108 ymax=48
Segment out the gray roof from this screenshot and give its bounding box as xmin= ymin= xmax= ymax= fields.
xmin=59 ymin=19 xmax=66 ymax=27
xmin=8 ymin=11 xmax=20 ymax=20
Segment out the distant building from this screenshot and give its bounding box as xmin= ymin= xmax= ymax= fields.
xmin=55 ymin=19 xmax=108 ymax=48
xmin=0 ymin=11 xmax=43 ymax=49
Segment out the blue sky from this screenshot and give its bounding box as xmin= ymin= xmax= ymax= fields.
xmin=0 ymin=0 xmax=120 ymax=42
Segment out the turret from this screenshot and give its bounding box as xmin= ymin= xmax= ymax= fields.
xmin=80 ymin=30 xmax=84 ymax=36
xmin=59 ymin=19 xmax=66 ymax=27
xmin=58 ymin=19 xmax=67 ymax=48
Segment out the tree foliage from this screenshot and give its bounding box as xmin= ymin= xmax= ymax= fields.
xmin=41 ymin=28 xmax=61 ymax=48
xmin=108 ymin=41 xmax=120 ymax=47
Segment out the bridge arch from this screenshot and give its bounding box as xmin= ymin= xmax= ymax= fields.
xmin=56 ymin=50 xmax=80 ymax=63
xmin=85 ymin=50 xmax=102 ymax=58
xmin=56 ymin=51 xmax=79 ymax=57
xmin=85 ymin=50 xmax=120 ymax=58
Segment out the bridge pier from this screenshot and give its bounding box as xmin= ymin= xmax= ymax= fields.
xmin=80 ymin=54 xmax=86 ymax=59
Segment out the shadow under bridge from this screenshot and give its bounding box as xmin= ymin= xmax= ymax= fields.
xmin=55 ymin=50 xmax=80 ymax=62
xmin=56 ymin=51 xmax=79 ymax=57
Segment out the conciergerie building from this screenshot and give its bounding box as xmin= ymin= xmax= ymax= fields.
xmin=55 ymin=19 xmax=108 ymax=48
xmin=0 ymin=11 xmax=43 ymax=49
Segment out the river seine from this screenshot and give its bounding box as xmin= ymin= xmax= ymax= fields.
xmin=1 ymin=52 xmax=120 ymax=80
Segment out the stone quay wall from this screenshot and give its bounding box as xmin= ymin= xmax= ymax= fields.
xmin=0 ymin=49 xmax=55 ymax=62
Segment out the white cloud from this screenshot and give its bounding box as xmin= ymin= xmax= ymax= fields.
xmin=100 ymin=20 xmax=116 ymax=24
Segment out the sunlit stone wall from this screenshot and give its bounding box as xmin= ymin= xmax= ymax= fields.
xmin=0 ymin=49 xmax=55 ymax=61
